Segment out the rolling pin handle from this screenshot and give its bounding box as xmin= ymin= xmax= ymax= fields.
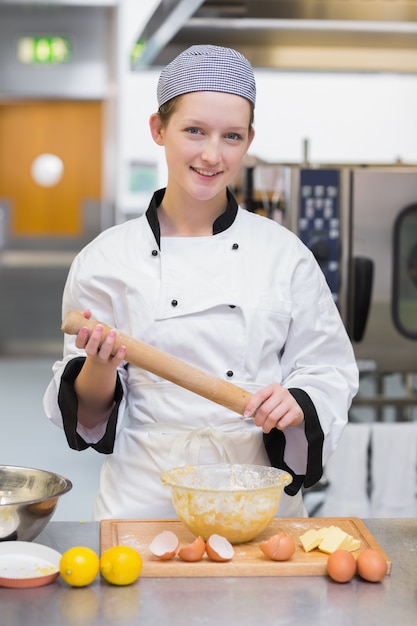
xmin=61 ymin=309 xmax=89 ymax=335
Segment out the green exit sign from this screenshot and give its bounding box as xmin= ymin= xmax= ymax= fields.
xmin=17 ymin=36 xmax=72 ymax=64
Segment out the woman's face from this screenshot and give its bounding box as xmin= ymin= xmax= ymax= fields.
xmin=150 ymin=91 xmax=255 ymax=206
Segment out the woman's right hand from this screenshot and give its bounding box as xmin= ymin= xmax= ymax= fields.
xmin=73 ymin=310 xmax=126 ymax=427
xmin=75 ymin=309 xmax=126 ymax=368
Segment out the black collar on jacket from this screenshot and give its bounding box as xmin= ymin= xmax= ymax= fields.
xmin=145 ymin=187 xmax=239 ymax=248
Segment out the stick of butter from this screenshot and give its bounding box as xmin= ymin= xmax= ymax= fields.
xmin=317 ymin=526 xmax=349 ymax=554
xmin=299 ymin=525 xmax=361 ymax=554
xmin=340 ymin=534 xmax=361 ymax=552
xmin=299 ymin=528 xmax=325 ymax=552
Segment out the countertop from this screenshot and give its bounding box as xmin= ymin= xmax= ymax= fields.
xmin=0 ymin=519 xmax=416 ymax=626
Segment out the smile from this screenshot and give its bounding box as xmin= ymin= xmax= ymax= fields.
xmin=191 ymin=167 xmax=222 ymax=177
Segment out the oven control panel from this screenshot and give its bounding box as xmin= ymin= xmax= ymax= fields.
xmin=298 ymin=169 xmax=341 ymax=302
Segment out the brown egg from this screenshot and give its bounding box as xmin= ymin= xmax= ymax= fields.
xmin=178 ymin=536 xmax=206 ymax=562
xmin=259 ymin=533 xmax=296 ymax=561
xmin=327 ymin=550 xmax=357 ymax=583
xmin=205 ymin=534 xmax=234 ymax=562
xmin=357 ymin=549 xmax=388 ymax=582
xmin=149 ymin=530 xmax=179 ymax=560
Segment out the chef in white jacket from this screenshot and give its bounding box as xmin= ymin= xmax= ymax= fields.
xmin=44 ymin=45 xmax=358 ymax=521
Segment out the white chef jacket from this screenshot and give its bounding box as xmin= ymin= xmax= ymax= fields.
xmin=43 ymin=189 xmax=359 ymax=520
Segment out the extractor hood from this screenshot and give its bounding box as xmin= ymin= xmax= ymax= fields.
xmin=133 ymin=0 xmax=417 ymax=72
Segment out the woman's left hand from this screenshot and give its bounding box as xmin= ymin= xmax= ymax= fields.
xmin=244 ymin=383 xmax=304 ymax=433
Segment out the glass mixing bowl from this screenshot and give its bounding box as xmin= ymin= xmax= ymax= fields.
xmin=161 ymin=463 xmax=292 ymax=544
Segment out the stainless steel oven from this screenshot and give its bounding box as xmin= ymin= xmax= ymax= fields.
xmin=247 ymin=163 xmax=417 ymax=375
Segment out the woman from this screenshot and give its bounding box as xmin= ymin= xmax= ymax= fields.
xmin=44 ymin=45 xmax=358 ymax=520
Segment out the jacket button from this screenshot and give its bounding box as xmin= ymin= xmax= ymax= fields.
xmin=226 ymin=370 xmax=234 ymax=377
xmin=171 ymin=299 xmax=178 ymax=307
xmin=232 ymin=243 xmax=239 ymax=250
xmin=151 ymin=249 xmax=158 ymax=256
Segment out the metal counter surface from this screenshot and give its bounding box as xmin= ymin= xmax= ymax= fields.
xmin=0 ymin=519 xmax=415 ymax=626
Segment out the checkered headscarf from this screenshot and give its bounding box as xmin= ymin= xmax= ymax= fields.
xmin=157 ymin=45 xmax=256 ymax=107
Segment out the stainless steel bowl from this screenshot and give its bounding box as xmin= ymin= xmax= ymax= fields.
xmin=161 ymin=464 xmax=292 ymax=544
xmin=0 ymin=465 xmax=72 ymax=542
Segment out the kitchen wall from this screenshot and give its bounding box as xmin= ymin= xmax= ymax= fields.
xmin=253 ymin=71 xmax=417 ymax=164
xmin=0 ymin=5 xmax=109 ymax=98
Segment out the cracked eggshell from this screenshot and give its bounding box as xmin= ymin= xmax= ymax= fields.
xmin=259 ymin=533 xmax=296 ymax=561
xmin=205 ymin=534 xmax=234 ymax=562
xmin=149 ymin=531 xmax=179 ymax=560
xmin=178 ymin=536 xmax=206 ymax=562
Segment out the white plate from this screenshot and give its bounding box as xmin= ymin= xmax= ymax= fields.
xmin=0 ymin=541 xmax=61 ymax=588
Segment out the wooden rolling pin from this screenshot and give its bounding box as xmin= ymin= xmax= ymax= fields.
xmin=61 ymin=309 xmax=254 ymax=416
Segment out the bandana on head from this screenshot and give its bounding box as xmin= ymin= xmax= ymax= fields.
xmin=157 ymin=45 xmax=256 ymax=108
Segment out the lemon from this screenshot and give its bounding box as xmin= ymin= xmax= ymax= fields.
xmin=100 ymin=545 xmax=143 ymax=586
xmin=59 ymin=546 xmax=100 ymax=587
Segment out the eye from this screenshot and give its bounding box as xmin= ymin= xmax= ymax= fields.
xmin=225 ymin=132 xmax=243 ymax=141
xmin=185 ymin=127 xmax=202 ymax=135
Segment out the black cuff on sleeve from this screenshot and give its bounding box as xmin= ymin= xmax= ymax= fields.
xmin=263 ymin=428 xmax=304 ymax=496
xmin=57 ymin=357 xmax=123 ymax=454
xmin=263 ymin=387 xmax=324 ymax=496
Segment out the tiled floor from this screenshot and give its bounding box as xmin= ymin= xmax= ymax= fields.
xmin=0 ymin=356 xmax=103 ymax=521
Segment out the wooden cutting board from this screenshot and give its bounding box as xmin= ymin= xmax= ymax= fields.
xmin=100 ymin=517 xmax=391 ymax=578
